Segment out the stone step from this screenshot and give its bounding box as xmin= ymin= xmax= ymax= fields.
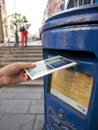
xmin=0 ymin=46 xmax=42 ymax=50
xmin=0 ymin=46 xmax=43 ymax=54
xmin=0 ymin=57 xmax=42 ymax=61
xmin=0 ymin=53 xmax=43 ymax=58
xmin=0 ymin=50 xmax=42 ymax=54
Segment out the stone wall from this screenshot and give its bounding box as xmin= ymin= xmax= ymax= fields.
xmin=0 ymin=0 xmax=8 ymax=43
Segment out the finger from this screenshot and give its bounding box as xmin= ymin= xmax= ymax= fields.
xmin=17 ymin=62 xmax=36 ymax=69
xmin=23 ymin=74 xmax=30 ymax=82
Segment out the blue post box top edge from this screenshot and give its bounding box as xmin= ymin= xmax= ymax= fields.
xmin=42 ymin=3 xmax=98 ymax=57
xmin=43 ymin=3 xmax=98 ymax=30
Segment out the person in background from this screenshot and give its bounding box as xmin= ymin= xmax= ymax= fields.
xmin=0 ymin=62 xmax=36 ymax=88
xmin=20 ymin=19 xmax=28 ymax=47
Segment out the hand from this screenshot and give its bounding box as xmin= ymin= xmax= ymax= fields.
xmin=0 ymin=62 xmax=36 ymax=87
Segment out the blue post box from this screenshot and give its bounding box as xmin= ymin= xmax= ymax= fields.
xmin=42 ymin=3 xmax=98 ymax=130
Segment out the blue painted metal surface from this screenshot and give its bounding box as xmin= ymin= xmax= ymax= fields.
xmin=42 ymin=3 xmax=98 ymax=130
xmin=43 ymin=3 xmax=98 ymax=57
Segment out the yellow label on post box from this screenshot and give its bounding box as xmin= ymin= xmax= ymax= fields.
xmin=50 ymin=69 xmax=93 ymax=115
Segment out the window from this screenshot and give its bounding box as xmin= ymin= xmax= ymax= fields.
xmin=67 ymin=0 xmax=78 ymax=9
xmin=83 ymin=0 xmax=91 ymax=4
xmin=66 ymin=0 xmax=94 ymax=9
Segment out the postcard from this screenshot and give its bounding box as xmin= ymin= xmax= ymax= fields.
xmin=25 ymin=55 xmax=77 ymax=80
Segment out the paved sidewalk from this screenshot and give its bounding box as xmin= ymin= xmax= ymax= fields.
xmin=0 ymin=85 xmax=44 ymax=130
xmin=0 ymin=40 xmax=42 ymax=47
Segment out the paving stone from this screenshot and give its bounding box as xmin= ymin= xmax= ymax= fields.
xmin=15 ymin=92 xmax=41 ymax=99
xmin=3 ymin=86 xmax=44 ymax=93
xmin=41 ymin=93 xmax=44 ymax=99
xmin=30 ymin=100 xmax=44 ymax=114
xmin=0 ymin=100 xmax=31 ymax=113
xmin=0 ymin=113 xmax=2 ymax=118
xmin=0 ymin=114 xmax=35 ymax=130
xmin=0 ymin=88 xmax=5 ymax=92
xmin=33 ymin=115 xmax=44 ymax=130
xmin=0 ymin=92 xmax=16 ymax=99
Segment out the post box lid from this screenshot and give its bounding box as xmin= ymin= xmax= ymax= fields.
xmin=43 ymin=3 xmax=98 ymax=31
xmin=42 ymin=3 xmax=98 ymax=57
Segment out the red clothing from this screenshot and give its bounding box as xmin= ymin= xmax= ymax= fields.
xmin=21 ymin=30 xmax=28 ymax=47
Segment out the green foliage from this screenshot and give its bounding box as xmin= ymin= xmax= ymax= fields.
xmin=8 ymin=13 xmax=30 ymax=27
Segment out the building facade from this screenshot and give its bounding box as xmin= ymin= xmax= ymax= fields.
xmin=0 ymin=0 xmax=8 ymax=43
xmin=42 ymin=0 xmax=64 ymax=24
